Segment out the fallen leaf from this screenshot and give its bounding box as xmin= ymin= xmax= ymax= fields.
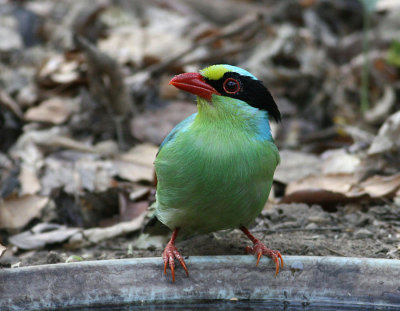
xmin=24 ymin=98 xmax=72 ymax=124
xmin=358 ymin=173 xmax=400 ymax=198
xmin=41 ymin=157 xmax=117 ymax=195
xmin=130 ymin=102 xmax=197 ymax=145
xmin=368 ymin=111 xmax=400 ymax=155
xmin=114 ymin=161 xmax=153 ymax=183
xmin=118 ymin=143 xmax=158 ymax=167
xmin=19 ymin=165 xmax=41 ymax=195
xmin=0 ymin=195 xmax=49 ymax=231
xmin=321 ymin=149 xmax=361 ymax=175
xmin=283 ymin=173 xmax=400 ymax=204
xmin=274 ymin=150 xmax=321 ymax=184
xmin=284 ymin=174 xmax=357 ymax=203
xmin=115 ymin=143 xmax=158 ymax=182
xmin=37 ymin=54 xmax=82 ymax=86
xmin=68 ymin=211 xmax=146 ymax=246
xmin=133 ymin=233 xmax=168 ymax=250
xmin=75 ymin=159 xmax=117 ymax=193
xmin=119 ymin=198 xmax=148 ymax=222
xmin=9 ymin=223 xmax=80 ymax=250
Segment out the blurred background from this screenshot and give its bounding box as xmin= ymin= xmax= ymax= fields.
xmin=0 ymin=0 xmax=399 ymax=265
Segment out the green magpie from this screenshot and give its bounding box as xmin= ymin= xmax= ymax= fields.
xmin=154 ymin=64 xmax=283 ymax=281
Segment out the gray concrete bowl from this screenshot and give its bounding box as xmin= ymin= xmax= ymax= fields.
xmin=1 ymin=256 xmax=399 ymax=310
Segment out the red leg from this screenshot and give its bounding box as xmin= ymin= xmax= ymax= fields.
xmin=240 ymin=226 xmax=284 ymax=276
xmin=162 ymin=228 xmax=189 ymax=282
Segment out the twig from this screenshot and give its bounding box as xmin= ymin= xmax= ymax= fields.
xmin=73 ymin=34 xmax=133 ymax=149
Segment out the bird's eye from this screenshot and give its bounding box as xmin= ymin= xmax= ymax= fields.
xmin=223 ymin=78 xmax=240 ymax=94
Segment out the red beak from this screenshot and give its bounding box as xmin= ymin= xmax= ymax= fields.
xmin=169 ymin=72 xmax=220 ymax=100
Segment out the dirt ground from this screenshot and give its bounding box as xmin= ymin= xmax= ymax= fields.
xmin=2 ymin=202 xmax=398 ymax=268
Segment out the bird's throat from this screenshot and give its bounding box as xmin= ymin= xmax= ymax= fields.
xmin=195 ymin=96 xmax=272 ymax=142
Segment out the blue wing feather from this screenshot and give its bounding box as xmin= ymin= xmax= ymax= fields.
xmin=157 ymin=113 xmax=197 ymax=155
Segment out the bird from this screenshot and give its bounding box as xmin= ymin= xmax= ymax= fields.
xmin=154 ymin=64 xmax=283 ymax=282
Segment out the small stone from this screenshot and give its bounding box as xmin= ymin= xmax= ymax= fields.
xmin=353 ymin=228 xmax=374 ymax=239
xmin=305 ymin=222 xmax=318 ymax=230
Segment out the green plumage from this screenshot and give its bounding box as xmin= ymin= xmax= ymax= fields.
xmin=155 ymin=95 xmax=279 ymax=234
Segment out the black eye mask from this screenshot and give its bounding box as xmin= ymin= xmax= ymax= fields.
xmin=204 ymin=72 xmax=281 ymax=122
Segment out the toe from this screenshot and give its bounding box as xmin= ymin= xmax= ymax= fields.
xmin=163 ymin=260 xmax=168 ymax=275
xmin=162 ymin=243 xmax=189 ymax=281
xmin=277 ymin=252 xmax=284 ymax=268
xmin=169 ymin=255 xmax=175 ymax=282
xmin=273 ymin=255 xmax=280 ymax=276
xmin=256 ymin=252 xmax=262 ymax=266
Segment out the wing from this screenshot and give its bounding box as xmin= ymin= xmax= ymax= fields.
xmin=153 ymin=113 xmax=197 ymax=187
xmin=157 ymin=113 xmax=197 ymax=156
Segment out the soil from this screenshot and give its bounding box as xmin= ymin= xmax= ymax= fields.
xmin=2 ymin=203 xmax=399 ymax=268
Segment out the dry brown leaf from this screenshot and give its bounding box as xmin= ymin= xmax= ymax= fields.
xmin=282 ymin=174 xmax=357 ymax=204
xmin=118 ymin=194 xmax=149 ymax=222
xmin=358 ymin=174 xmax=400 ymax=198
xmin=114 ymin=161 xmax=153 ymax=183
xmin=19 ymin=165 xmax=41 ymax=195
xmin=24 ymin=98 xmax=72 ymax=124
xmin=283 ymin=173 xmax=400 ymax=204
xmin=0 ymin=195 xmax=49 ymax=230
xmin=321 ymin=149 xmax=361 ymax=175
xmin=130 ymin=102 xmax=197 ymax=145
xmin=9 ymin=223 xmax=79 ymax=250
xmin=274 ymin=150 xmax=321 ymax=184
xmin=98 ymin=9 xmax=192 ymax=65
xmin=41 ymin=157 xmax=117 ymax=195
xmin=118 ymin=144 xmax=158 ymax=167
xmin=75 ymin=159 xmax=116 ymax=193
xmin=68 ymin=211 xmax=146 ymax=246
xmin=286 ymin=174 xmax=357 ymax=196
xmin=114 ymin=144 xmax=158 ymax=182
xmin=37 ymin=54 xmax=81 ymax=86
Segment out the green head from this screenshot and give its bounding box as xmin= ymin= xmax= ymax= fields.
xmin=169 ymin=64 xmax=281 ymax=122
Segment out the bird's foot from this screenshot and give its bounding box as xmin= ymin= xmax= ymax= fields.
xmin=163 ymin=241 xmax=189 ymax=282
xmin=245 ymin=241 xmax=284 ymax=276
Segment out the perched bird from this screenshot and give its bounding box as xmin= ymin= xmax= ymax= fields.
xmin=154 ymin=64 xmax=283 ymax=281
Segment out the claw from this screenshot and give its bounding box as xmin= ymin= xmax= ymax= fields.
xmin=278 ymin=252 xmax=284 ymax=268
xmin=256 ymin=252 xmax=262 ymax=266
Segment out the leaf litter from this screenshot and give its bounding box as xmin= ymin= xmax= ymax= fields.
xmin=0 ymin=0 xmax=399 ymax=268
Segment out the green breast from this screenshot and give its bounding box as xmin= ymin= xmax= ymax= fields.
xmin=154 ymin=110 xmax=279 ymax=234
